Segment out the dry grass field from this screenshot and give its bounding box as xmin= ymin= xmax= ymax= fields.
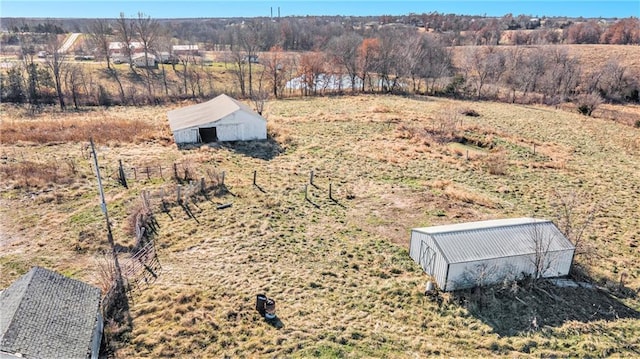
xmin=1 ymin=95 xmax=639 ymax=357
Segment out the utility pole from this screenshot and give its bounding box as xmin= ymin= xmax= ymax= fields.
xmin=90 ymin=138 xmax=125 ymax=293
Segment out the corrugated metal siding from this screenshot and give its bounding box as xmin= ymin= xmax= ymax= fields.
xmin=414 ymin=218 xmax=574 ymax=264
xmin=410 ymin=218 xmax=575 ymax=291
xmin=410 ymin=231 xmax=449 ymax=290
xmin=446 ymin=249 xmax=575 ymax=291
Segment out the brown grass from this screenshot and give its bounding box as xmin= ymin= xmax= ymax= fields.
xmin=0 ymin=115 xmax=160 ymax=145
xmin=1 ymin=95 xmax=639 ymax=358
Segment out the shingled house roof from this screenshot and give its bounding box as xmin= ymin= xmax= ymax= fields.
xmin=0 ymin=267 xmax=102 ymax=359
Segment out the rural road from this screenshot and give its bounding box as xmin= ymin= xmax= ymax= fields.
xmin=58 ymin=33 xmax=81 ymax=54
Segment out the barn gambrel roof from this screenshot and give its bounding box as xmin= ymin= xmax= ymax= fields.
xmin=167 ymin=94 xmax=265 ymax=132
xmin=412 ymin=218 xmax=575 ymax=264
xmin=0 ymin=267 xmax=102 ymax=359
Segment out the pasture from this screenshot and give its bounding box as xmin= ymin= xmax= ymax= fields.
xmin=1 ymin=95 xmax=639 ymax=357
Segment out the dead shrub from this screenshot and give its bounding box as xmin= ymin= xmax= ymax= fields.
xmin=575 ymin=92 xmax=603 ymax=117
xmin=267 ymin=122 xmax=293 ymax=146
xmin=485 ymin=151 xmax=508 ymax=176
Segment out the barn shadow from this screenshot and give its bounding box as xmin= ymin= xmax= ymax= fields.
xmin=220 ymin=139 xmax=284 ymax=160
xmin=450 ymin=278 xmax=640 ymax=337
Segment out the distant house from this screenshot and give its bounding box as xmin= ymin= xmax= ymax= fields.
xmin=108 ymin=41 xmax=144 ymax=57
xmin=172 ymin=44 xmax=199 ymax=56
xmin=409 ymin=218 xmax=575 ymax=291
xmin=242 ymin=54 xmax=259 ymax=64
xmin=167 ymin=94 xmax=267 ymax=145
xmin=131 ymin=53 xmax=157 ymax=68
xmin=0 ymin=266 xmax=103 ymax=359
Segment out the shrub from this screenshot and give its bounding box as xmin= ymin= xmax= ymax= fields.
xmin=575 ymin=92 xmax=603 ymax=116
xmin=486 ymin=152 xmax=508 ymax=176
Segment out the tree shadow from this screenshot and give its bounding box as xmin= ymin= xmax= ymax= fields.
xmin=220 ymin=138 xmax=284 ymax=160
xmin=451 ymin=279 xmax=640 ymax=337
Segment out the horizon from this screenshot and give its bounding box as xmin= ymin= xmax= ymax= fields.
xmin=1 ymin=0 xmax=639 ymax=20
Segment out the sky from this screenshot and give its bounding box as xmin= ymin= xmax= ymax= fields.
xmin=1 ymin=0 xmax=638 ymax=19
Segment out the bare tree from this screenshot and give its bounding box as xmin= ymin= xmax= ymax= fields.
xmin=463 ymin=46 xmax=505 ymax=99
xmin=528 ymin=221 xmax=557 ymax=281
xmin=551 ymin=190 xmax=600 ymax=257
xmin=64 ymin=64 xmax=82 ymax=109
xmin=261 ymin=45 xmax=289 ymax=98
xmin=87 ymin=18 xmax=113 ymax=70
xmin=115 ymin=13 xmax=135 ymax=71
xmin=153 ymin=26 xmax=173 ymax=97
xmin=298 ymin=51 xmax=325 ymax=96
xmin=539 ymin=48 xmax=581 ymax=104
xmin=229 ymin=34 xmax=249 ymax=97
xmin=43 ymin=30 xmax=67 ymax=110
xmin=134 ymin=12 xmax=160 ymax=102
xmin=357 ymin=38 xmax=380 ymax=92
xmin=327 ymin=33 xmax=362 ymax=93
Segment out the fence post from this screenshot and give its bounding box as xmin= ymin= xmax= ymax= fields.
xmin=253 ymin=170 xmax=257 ymax=186
xmin=177 ymin=185 xmax=182 ymax=204
xmin=221 ymin=171 xmax=225 ymax=186
xmin=173 ymin=162 xmax=179 ymax=181
xmin=466 ymin=150 xmax=469 ymax=161
xmin=533 ymin=143 xmax=536 ymax=155
xmin=329 ymin=183 xmax=333 ymax=201
xmin=118 ymin=159 xmax=128 ymax=189
xmin=305 ymin=184 xmax=308 ymax=201
xmin=200 ymin=177 xmax=206 ymax=193
xmin=310 ymin=170 xmax=314 ymax=186
xmin=146 ymin=166 xmax=151 ymax=180
xmin=159 ymin=165 xmax=163 ymax=180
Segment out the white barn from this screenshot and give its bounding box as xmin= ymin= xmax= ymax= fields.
xmin=167 ymin=94 xmax=267 ymax=145
xmin=409 ymin=218 xmax=575 ymax=291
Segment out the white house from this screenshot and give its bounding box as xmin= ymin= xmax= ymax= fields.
xmin=409 ymin=218 xmax=575 ymax=291
xmin=172 ymin=44 xmax=199 ymax=56
xmin=0 ymin=267 xmax=103 ymax=359
xmin=167 ymin=94 xmax=267 ymax=145
xmin=131 ymin=53 xmax=157 ymax=68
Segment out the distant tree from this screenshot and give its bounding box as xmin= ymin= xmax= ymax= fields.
xmin=326 ymin=33 xmax=362 ymax=93
xmin=1 ymin=65 xmax=26 ymax=103
xmin=65 ymin=64 xmax=83 ymax=109
xmin=87 ymin=19 xmax=113 ymax=69
xmin=600 ymin=18 xmax=640 ymax=44
xmin=42 ymin=30 xmax=68 ymax=110
xmin=357 ymin=38 xmax=380 ymax=92
xmin=261 ymin=45 xmax=290 ymax=98
xmin=154 ymin=26 xmax=173 ymax=97
xmin=134 ymin=12 xmax=160 ymax=102
xmin=565 ymin=20 xmax=602 ymax=44
xmin=463 ymin=46 xmax=505 ymax=99
xmin=115 ymin=13 xmax=135 ymax=71
xmin=298 ymin=51 xmax=325 ymax=96
xmin=539 ymin=48 xmax=581 ymax=104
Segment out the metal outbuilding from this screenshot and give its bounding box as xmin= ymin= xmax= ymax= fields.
xmin=167 ymin=94 xmax=267 ymax=145
xmin=409 ymin=218 xmax=575 ymax=291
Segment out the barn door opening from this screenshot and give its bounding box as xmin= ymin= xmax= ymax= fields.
xmin=199 ymin=127 xmax=218 ymax=143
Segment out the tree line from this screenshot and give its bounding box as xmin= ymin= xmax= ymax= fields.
xmin=1 ymin=14 xmax=638 ymax=113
